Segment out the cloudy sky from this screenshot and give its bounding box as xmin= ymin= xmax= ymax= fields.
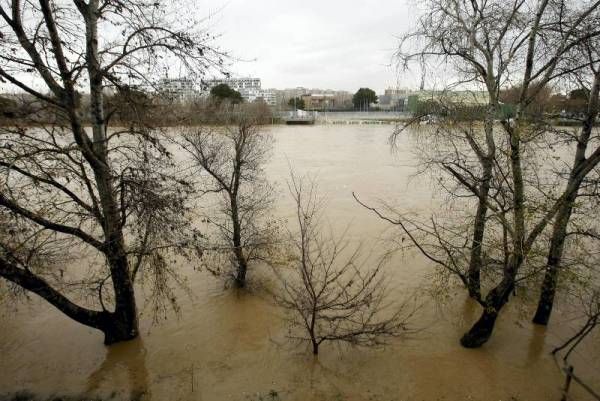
xmin=198 ymin=0 xmax=422 ymax=93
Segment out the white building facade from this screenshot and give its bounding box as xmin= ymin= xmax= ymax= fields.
xmin=206 ymin=77 xmax=276 ymax=106
xmin=158 ymin=78 xmax=198 ymax=101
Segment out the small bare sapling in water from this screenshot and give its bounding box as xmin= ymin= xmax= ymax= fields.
xmin=271 ymin=174 xmax=416 ymax=355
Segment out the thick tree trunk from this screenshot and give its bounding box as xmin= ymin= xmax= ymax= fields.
xmin=467 ymin=163 xmax=490 ymax=299
xmin=464 ymin=0 xmax=552 ymax=348
xmin=234 ymin=248 xmax=248 ymax=288
xmin=100 ymin=310 xmax=138 ymax=345
xmin=84 ymin=0 xmax=139 ymax=343
xmin=466 ymin=102 xmax=497 ymax=300
xmin=230 ymin=192 xmax=247 ymax=288
xmin=532 ymin=201 xmax=573 ymax=325
xmin=533 ymin=71 xmax=600 ymax=326
xmin=532 ymin=263 xmax=559 ymax=325
xmin=461 ymin=276 xmax=514 ymax=348
xmin=462 ymin=115 xmax=524 ymax=348
xmin=460 ymin=307 xmax=499 ymax=348
xmin=104 ymin=245 xmax=139 ymax=343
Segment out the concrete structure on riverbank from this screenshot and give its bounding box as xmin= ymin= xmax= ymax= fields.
xmin=406 ymin=90 xmax=488 ymax=113
xmin=273 ymin=88 xmax=352 ymax=110
xmin=302 ymin=93 xmax=335 ymax=110
xmin=378 ymin=88 xmax=411 ymax=111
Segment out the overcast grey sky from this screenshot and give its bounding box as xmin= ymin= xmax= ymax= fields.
xmin=0 ymin=0 xmax=424 ymax=94
xmin=199 ymin=0 xmax=421 ymax=93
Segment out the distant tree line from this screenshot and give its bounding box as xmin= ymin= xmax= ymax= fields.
xmin=0 ymin=90 xmax=274 ymax=127
xmin=409 ymin=86 xmax=595 ymax=122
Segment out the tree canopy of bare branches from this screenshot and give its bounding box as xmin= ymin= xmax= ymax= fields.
xmin=182 ymin=104 xmax=277 ymax=288
xmin=273 ymin=176 xmax=414 ymax=355
xmin=0 ymin=0 xmax=223 ymax=344
xmin=371 ymin=0 xmax=600 ymax=348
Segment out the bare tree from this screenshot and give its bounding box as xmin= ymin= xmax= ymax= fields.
xmin=532 ymin=42 xmax=600 ymax=325
xmin=182 ymin=104 xmax=276 ymax=288
xmin=381 ymin=0 xmax=600 ymax=348
xmin=394 ymin=0 xmax=535 ymax=299
xmin=272 ymin=175 xmax=414 ymax=355
xmin=463 ymin=1 xmax=600 ymax=342
xmin=0 ymin=0 xmax=223 ymax=343
xmin=471 ymin=0 xmax=600 ymax=346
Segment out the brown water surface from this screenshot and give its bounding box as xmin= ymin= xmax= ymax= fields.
xmin=1 ymin=125 xmax=598 ymax=401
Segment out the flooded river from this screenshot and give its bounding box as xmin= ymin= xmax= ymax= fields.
xmin=1 ymin=125 xmax=598 ymax=401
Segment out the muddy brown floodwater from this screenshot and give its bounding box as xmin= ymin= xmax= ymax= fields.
xmin=1 ymin=125 xmax=599 ymax=401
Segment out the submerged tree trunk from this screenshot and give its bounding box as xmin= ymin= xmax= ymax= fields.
xmin=466 ymin=101 xmax=497 ymax=300
xmin=103 ymin=244 xmax=139 ymax=343
xmin=230 ymin=196 xmax=247 ymax=288
xmin=461 ymin=267 xmax=516 ymax=347
xmin=467 ymin=157 xmax=492 ymax=299
xmin=532 ymin=199 xmax=574 ymax=325
xmin=232 ymin=211 xmax=247 ymax=287
xmin=310 ymin=307 xmax=319 ymax=355
xmin=81 ymin=0 xmax=139 ymax=343
xmin=460 ymin=307 xmax=499 ymax=348
xmin=100 ymin=309 xmax=138 ymax=345
xmin=312 ymin=340 xmax=319 ymax=355
xmin=533 ymin=71 xmax=600 ymax=325
xmin=462 ymin=111 xmax=526 ymax=347
xmin=234 ymin=247 xmax=248 ymax=288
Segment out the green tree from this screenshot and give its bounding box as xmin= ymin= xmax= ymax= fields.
xmin=210 ymin=84 xmax=243 ymax=104
xmin=287 ymin=97 xmax=305 ymax=110
xmin=569 ymin=88 xmax=589 ymax=100
xmin=0 ymin=96 xmax=18 ymax=119
xmin=352 ymin=88 xmax=378 ymax=110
